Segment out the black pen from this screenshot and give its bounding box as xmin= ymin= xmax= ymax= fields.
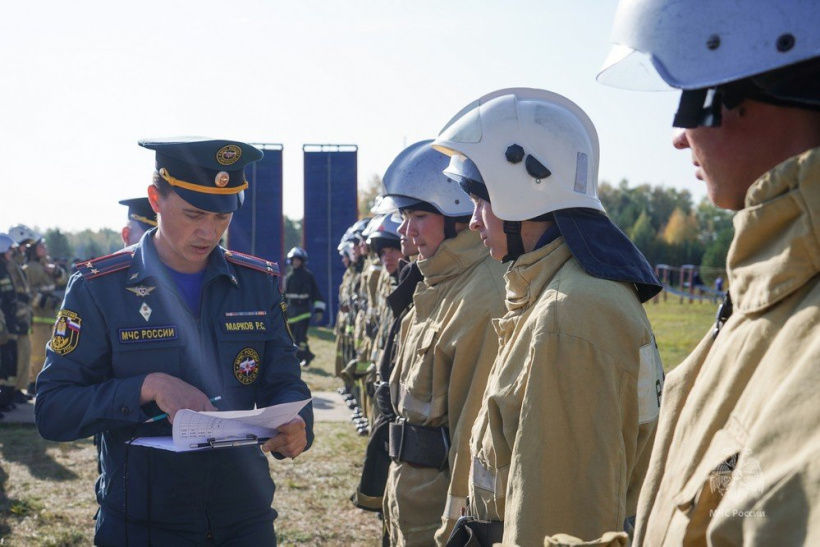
xmin=190 ymin=435 xmax=271 ymax=449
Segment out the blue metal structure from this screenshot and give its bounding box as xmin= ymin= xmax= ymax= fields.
xmin=302 ymin=144 xmax=359 ymax=326
xmin=227 ymin=144 xmax=285 ymax=267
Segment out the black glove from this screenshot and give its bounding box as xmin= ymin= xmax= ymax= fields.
xmin=313 ymin=310 xmax=324 ymax=324
xmin=374 ymin=381 xmax=395 ymax=421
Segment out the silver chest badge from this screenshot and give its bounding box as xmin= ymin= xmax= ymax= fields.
xmin=139 ymin=302 xmax=152 ymax=322
xmin=127 ymin=285 xmax=156 ymax=298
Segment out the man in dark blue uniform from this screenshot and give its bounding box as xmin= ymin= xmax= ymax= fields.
xmin=35 ymin=137 xmax=314 ymax=545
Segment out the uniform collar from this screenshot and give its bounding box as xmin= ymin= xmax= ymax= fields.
xmin=417 ymin=229 xmax=487 ymax=286
xmin=728 ymin=147 xmax=820 ymax=313
xmin=505 ymin=236 xmax=569 ymax=312
xmin=126 ymin=228 xmax=238 ymax=288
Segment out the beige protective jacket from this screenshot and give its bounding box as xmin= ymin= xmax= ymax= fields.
xmin=354 ymin=255 xmax=382 ymax=362
xmin=384 ymin=229 xmax=507 ymax=546
xmin=24 ymin=258 xmax=67 ymax=321
xmin=635 ymin=148 xmax=820 ymax=545
xmin=371 ymin=266 xmax=398 ymax=365
xmin=8 ymin=259 xmax=31 ymax=329
xmin=334 ymin=266 xmax=357 ymax=376
xmin=469 ymin=236 xmax=662 ymax=546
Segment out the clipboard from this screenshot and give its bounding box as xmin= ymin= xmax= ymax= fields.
xmin=128 ymin=398 xmax=310 ymax=452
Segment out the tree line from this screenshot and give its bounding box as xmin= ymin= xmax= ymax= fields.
xmin=599 ymin=180 xmax=732 ymax=285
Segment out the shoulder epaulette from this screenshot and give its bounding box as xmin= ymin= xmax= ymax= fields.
xmin=77 ymin=250 xmax=135 ymax=280
xmin=224 ymin=250 xmax=280 ymax=277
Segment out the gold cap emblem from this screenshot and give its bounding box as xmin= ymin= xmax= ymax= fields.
xmin=216 ymin=144 xmax=242 ymax=166
xmin=215 ymin=171 xmax=230 ymax=188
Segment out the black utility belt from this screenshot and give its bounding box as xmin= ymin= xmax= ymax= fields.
xmin=446 ymin=516 xmax=504 ymax=547
xmin=388 ymin=421 xmax=450 ymax=470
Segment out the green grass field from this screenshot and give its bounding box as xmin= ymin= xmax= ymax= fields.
xmin=0 ymin=297 xmax=718 ymax=545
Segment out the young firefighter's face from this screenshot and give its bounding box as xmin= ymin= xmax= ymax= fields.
xmin=469 ymin=196 xmax=507 ymax=261
xmin=399 ymin=209 xmax=445 ymax=260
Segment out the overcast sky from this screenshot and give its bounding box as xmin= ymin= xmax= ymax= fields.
xmin=1 ymin=0 xmax=697 ymax=234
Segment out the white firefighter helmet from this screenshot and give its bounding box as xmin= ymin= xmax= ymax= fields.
xmin=597 ymin=0 xmax=820 ymax=93
xmin=0 ymin=233 xmax=13 ymax=254
xmin=433 ymin=88 xmax=603 ymax=222
xmin=381 ymin=139 xmax=472 ymax=217
xmin=365 ymin=212 xmax=402 ymax=253
xmin=8 ymin=224 xmax=42 ymax=245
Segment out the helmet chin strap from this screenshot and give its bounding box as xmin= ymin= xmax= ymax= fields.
xmin=443 ymin=217 xmax=458 ymax=240
xmin=502 ymin=220 xmax=525 ymax=263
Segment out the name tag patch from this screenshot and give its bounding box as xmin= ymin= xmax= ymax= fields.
xmin=223 ymin=320 xmax=268 ymax=332
xmin=119 ymin=325 xmax=178 ymax=343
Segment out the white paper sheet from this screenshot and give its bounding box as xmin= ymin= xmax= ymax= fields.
xmin=128 ymin=398 xmax=311 ymax=452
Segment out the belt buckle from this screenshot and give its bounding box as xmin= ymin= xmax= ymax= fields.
xmin=394 ymin=419 xmax=406 ymax=463
xmin=438 ymin=427 xmax=450 ymax=471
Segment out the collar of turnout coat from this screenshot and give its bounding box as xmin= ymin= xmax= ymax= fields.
xmin=727 ymin=146 xmax=820 ymax=314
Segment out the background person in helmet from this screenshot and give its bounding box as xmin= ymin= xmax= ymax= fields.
xmin=284 ymin=246 xmax=326 ymax=367
xmin=336 ymin=219 xmax=371 ymax=413
xmin=347 ymin=216 xmax=386 ymax=430
xmin=24 ymin=235 xmax=68 ymax=396
xmin=334 ymin=223 xmax=367 ymax=395
xmin=334 ymin=229 xmax=358 ymax=383
xmin=6 ymin=225 xmax=34 ymax=402
xmin=599 ymin=1 xmax=820 ymax=544
xmin=0 ymin=233 xmax=21 ymax=416
xmin=379 ymin=140 xmax=507 ymax=546
xmin=433 ymin=88 xmax=663 ymax=546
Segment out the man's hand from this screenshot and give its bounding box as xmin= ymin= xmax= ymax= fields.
xmin=140 ymin=373 xmax=217 ymax=423
xmin=261 ymin=415 xmax=307 ymax=458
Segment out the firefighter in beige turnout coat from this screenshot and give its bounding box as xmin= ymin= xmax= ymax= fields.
xmin=600 ymin=0 xmax=820 ymax=544
xmin=434 ymin=89 xmax=664 ymax=545
xmin=381 ymin=140 xmax=507 ymax=545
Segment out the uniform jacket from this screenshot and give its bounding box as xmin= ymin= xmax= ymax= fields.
xmin=24 ymin=257 xmax=68 ymax=320
xmin=354 ymin=255 xmax=383 ymax=361
xmin=0 ymin=259 xmax=18 ymax=338
xmin=385 ymin=229 xmax=507 ymax=546
xmin=284 ymin=265 xmax=325 ymax=320
xmin=8 ymin=259 xmax=31 ymax=331
xmin=468 ymin=236 xmax=662 ymax=545
xmin=371 ymin=265 xmax=398 ymax=364
xmin=35 ymin=232 xmax=313 ymax=540
xmin=635 ymin=148 xmax=820 ymax=545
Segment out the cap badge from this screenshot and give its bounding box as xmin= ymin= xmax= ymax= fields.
xmin=216 ymin=144 xmax=242 ymax=166
xmin=215 ymin=171 xmax=230 ymax=188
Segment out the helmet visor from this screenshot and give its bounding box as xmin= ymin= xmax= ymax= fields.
xmin=597 ymin=44 xmax=675 ymax=91
xmin=371 ymin=194 xmax=402 ymax=215
xmin=443 ymin=154 xmax=483 ymax=184
xmin=436 ymin=103 xmax=483 ymax=145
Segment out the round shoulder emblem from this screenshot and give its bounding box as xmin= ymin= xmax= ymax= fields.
xmin=233 ymin=347 xmax=261 ymax=385
xmin=216 ymin=144 xmax=242 ymax=166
